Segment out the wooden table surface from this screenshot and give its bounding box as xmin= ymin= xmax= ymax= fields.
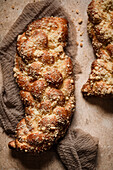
xmin=0 ymin=0 xmax=113 ymax=169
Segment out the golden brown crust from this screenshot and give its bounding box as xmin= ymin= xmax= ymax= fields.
xmin=9 ymin=17 xmax=75 ymax=152
xmin=17 ymin=17 xmax=68 ymax=61
xmin=82 ymin=0 xmax=113 ymax=97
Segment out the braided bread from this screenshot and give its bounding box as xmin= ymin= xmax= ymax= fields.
xmin=82 ymin=0 xmax=113 ymax=97
xmin=8 ymin=17 xmax=75 ymax=152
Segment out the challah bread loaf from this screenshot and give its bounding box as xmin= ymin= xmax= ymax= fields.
xmin=82 ymin=0 xmax=113 ymax=97
xmin=8 ymin=17 xmax=75 ymax=152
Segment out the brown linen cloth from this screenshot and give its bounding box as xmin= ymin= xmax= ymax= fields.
xmin=57 ymin=129 xmax=98 ymax=170
xmin=0 ymin=0 xmax=98 ymax=169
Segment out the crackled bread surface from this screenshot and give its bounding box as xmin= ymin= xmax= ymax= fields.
xmin=8 ymin=17 xmax=75 ymax=152
xmin=82 ymin=0 xmax=113 ymax=97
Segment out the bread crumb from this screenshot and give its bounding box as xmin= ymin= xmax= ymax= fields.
xmin=76 ymin=9 xmax=79 ymax=14
xmin=80 ymin=31 xmax=84 ymax=36
xmin=6 ymin=16 xmax=8 ymax=18
xmin=78 ymin=28 xmax=80 ymax=31
xmin=76 ymin=42 xmax=79 ymax=46
xmin=12 ymin=5 xmax=15 ymax=9
xmin=81 ymin=39 xmax=83 ymax=42
xmin=78 ymin=18 xmax=83 ymax=24
xmin=80 ymin=43 xmax=83 ymax=47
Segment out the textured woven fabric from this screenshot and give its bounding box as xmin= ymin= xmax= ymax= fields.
xmin=57 ymin=129 xmax=98 ymax=170
xmin=0 ymin=0 xmax=79 ymax=135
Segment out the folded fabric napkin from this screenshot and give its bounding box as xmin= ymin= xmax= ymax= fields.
xmin=57 ymin=129 xmax=98 ymax=170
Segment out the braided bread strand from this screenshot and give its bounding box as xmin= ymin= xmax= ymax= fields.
xmin=8 ymin=17 xmax=75 ymax=152
xmin=82 ymin=0 xmax=113 ymax=97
